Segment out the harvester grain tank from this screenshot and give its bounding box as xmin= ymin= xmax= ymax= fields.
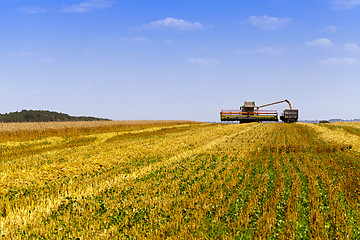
xmin=220 ymin=99 xmax=298 ymax=123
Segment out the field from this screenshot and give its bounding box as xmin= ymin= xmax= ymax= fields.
xmin=0 ymin=121 xmax=359 ymax=239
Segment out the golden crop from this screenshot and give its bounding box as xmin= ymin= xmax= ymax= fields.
xmin=0 ymin=120 xmax=197 ymax=142
xmin=0 ymin=121 xmax=359 ymax=239
xmin=301 ymin=122 xmax=360 ymax=151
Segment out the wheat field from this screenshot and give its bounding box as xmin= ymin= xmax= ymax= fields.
xmin=0 ymin=121 xmax=359 ymax=239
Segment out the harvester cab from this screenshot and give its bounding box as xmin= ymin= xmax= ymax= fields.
xmin=242 ymin=102 xmax=256 ymax=113
xmin=220 ymin=99 xmax=298 ymax=123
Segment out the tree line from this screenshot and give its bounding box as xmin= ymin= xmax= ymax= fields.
xmin=0 ymin=110 xmax=111 ymax=123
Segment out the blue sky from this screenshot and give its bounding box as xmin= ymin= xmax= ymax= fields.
xmin=1 ymin=0 xmax=360 ymax=121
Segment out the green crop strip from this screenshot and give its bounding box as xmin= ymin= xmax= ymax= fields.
xmin=289 ymin=154 xmax=310 ymax=240
xmin=201 ymin=158 xmax=251 ymax=238
xmin=315 ymin=176 xmax=335 ymax=239
xmin=242 ymin=154 xmax=277 ymax=239
xmin=226 ymin=160 xmax=259 ymax=223
xmin=338 ymin=190 xmax=360 ymax=238
xmin=270 ymin=155 xmax=292 ymax=239
xmin=231 ymin=157 xmax=267 ymax=239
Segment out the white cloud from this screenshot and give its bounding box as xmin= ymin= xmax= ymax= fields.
xmin=188 ymin=58 xmax=220 ymax=65
xmin=120 ymin=37 xmax=148 ymax=43
xmin=18 ymin=6 xmax=47 ymax=14
xmin=10 ymin=52 xmax=36 ymax=57
xmin=320 ymin=57 xmax=359 ymax=66
xmin=61 ymin=0 xmax=115 ymax=13
xmin=343 ymin=43 xmax=360 ymax=54
xmin=306 ymin=38 xmax=334 ymax=47
xmin=332 ymin=0 xmax=360 ymax=9
xmin=143 ymin=18 xmax=203 ymax=31
xmin=248 ymin=15 xmax=292 ymax=30
xmin=323 ymin=25 xmax=338 ymax=33
xmin=254 ymin=46 xmax=286 ymax=55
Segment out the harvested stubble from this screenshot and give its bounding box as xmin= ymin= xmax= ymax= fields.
xmin=0 ymin=121 xmax=359 ymax=239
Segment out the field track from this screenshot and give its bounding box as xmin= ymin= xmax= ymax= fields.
xmin=0 ymin=121 xmax=359 ymax=239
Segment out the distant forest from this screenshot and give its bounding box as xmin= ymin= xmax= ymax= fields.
xmin=0 ymin=110 xmax=111 ymax=123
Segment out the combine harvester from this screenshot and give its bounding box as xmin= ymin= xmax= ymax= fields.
xmin=220 ymin=99 xmax=298 ymax=123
